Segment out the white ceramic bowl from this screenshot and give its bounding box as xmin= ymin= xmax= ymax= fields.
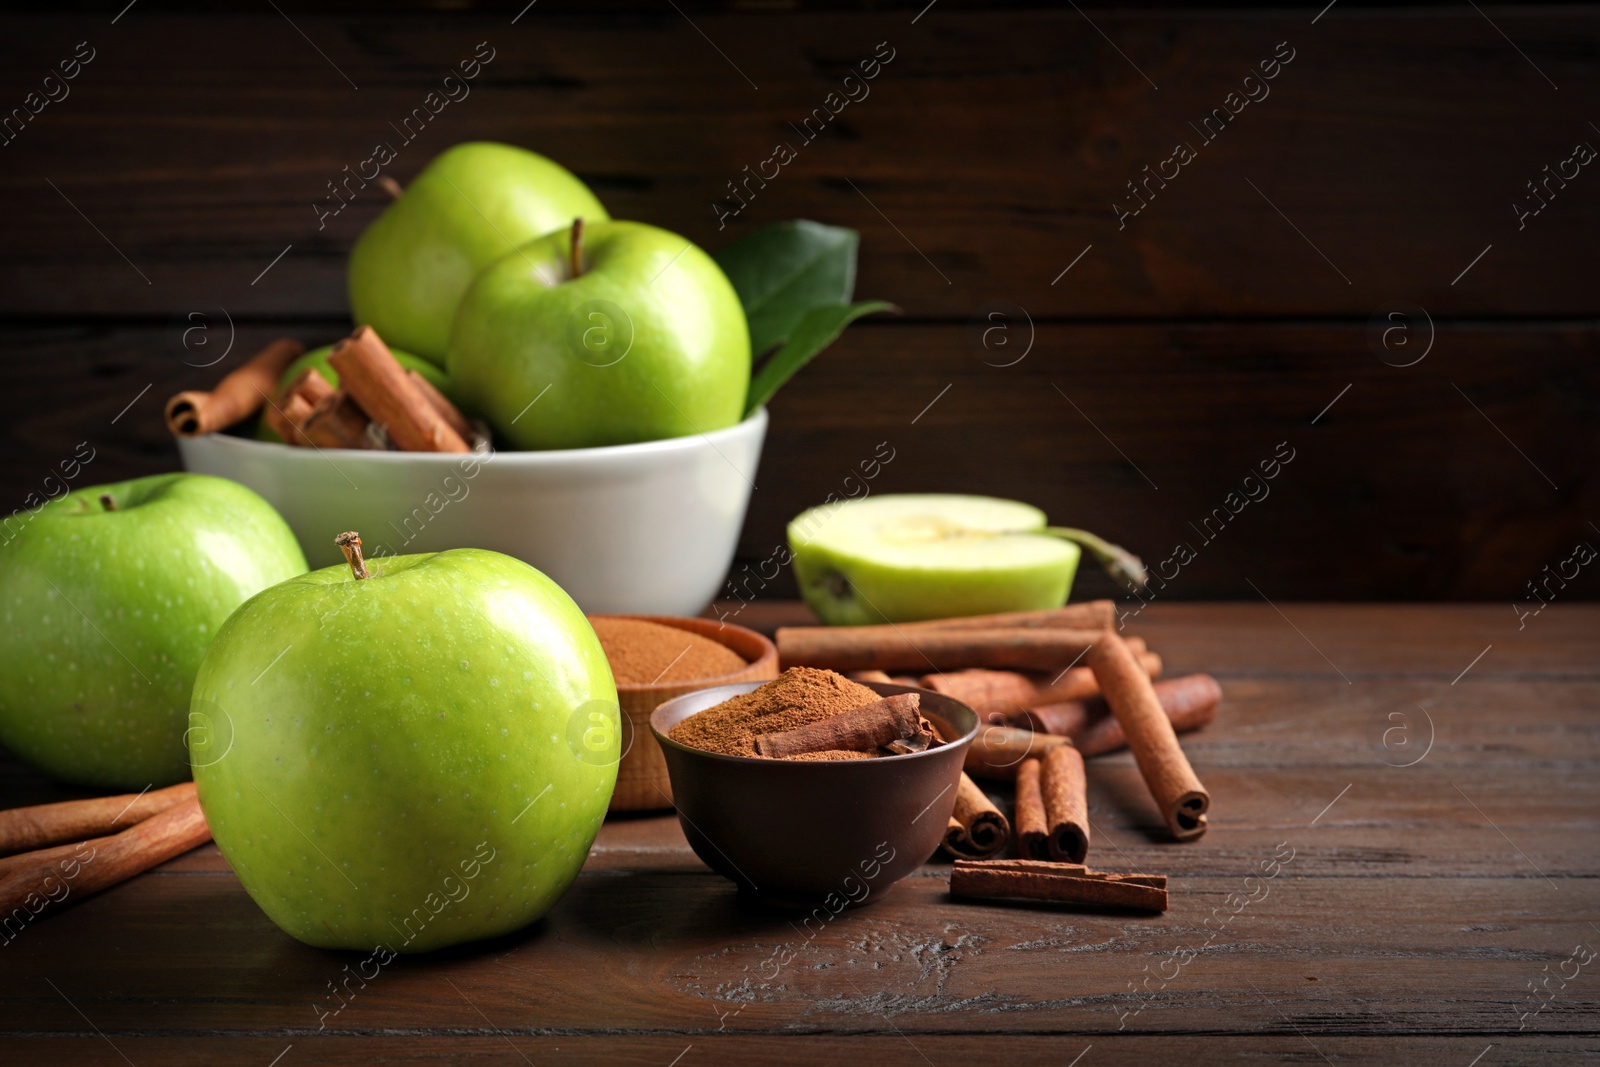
xmin=177 ymin=409 xmax=766 ymax=615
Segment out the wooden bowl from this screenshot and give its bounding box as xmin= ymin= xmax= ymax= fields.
xmin=593 ymin=615 xmax=778 ymax=812
xmin=651 ymin=682 xmax=979 ymax=908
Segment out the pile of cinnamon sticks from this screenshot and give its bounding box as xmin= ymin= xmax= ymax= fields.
xmin=0 ymin=783 xmax=212 ymax=940
xmin=164 ymin=328 xmax=481 ymax=453
xmin=776 ymin=600 xmax=1220 ymax=912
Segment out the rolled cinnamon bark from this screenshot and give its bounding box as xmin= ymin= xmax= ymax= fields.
xmin=1137 ymin=650 xmax=1163 ymax=681
xmin=287 ymin=365 xmax=336 ymax=406
xmin=164 ymin=337 xmax=305 ymax=437
xmin=263 ymin=367 xmax=336 ymax=447
xmin=1035 ymin=674 xmax=1222 ymax=757
xmin=328 ymin=326 xmax=470 ymax=453
xmin=964 ymin=726 xmax=1074 ymax=781
xmin=1087 ymin=634 xmax=1210 ymax=841
xmin=950 ymin=858 xmax=1167 ymax=911
xmin=1014 ymin=758 xmax=1048 ymax=858
xmin=1041 ymin=744 xmax=1089 ymax=863
xmin=777 ymin=626 xmax=1107 ymax=673
xmin=919 ymin=669 xmax=1040 ymax=711
xmin=0 ymin=836 xmax=101 ymax=883
xmin=0 ymin=798 xmax=211 ymax=926
xmin=1021 ymin=701 xmax=1093 ymax=738
xmin=898 ymin=601 xmax=1115 ymax=632
xmin=847 ymin=670 xmax=895 ymax=685
xmin=406 ymin=370 xmax=475 ymax=443
xmin=263 ymin=392 xmax=316 ymax=447
xmin=753 ymin=693 xmax=925 ymax=758
xmin=0 ymin=782 xmax=196 ymax=858
xmin=957 ymin=857 xmax=1165 ymax=887
xmin=302 ymin=388 xmax=376 ymax=450
xmin=975 ymin=646 xmax=1159 ymax=723
xmin=943 ymin=773 xmax=1010 ymax=860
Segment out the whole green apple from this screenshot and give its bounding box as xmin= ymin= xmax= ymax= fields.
xmin=348 ymin=142 xmax=610 ymax=365
xmin=190 ymin=537 xmax=619 ymax=952
xmin=0 ymin=473 xmax=307 ymax=788
xmin=788 ymin=494 xmax=1081 ymax=625
xmin=255 ymin=343 xmax=460 ymax=443
xmin=449 ymin=220 xmax=750 ymax=450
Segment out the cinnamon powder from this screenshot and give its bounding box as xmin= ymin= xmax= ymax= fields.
xmin=667 ymin=667 xmax=881 ymax=759
xmin=590 ymin=617 xmax=746 ymax=686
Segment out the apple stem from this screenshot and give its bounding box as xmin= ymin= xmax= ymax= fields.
xmin=334 ymin=531 xmax=371 ymax=580
xmin=378 ymin=175 xmax=404 ymax=200
xmin=1045 ymin=527 xmax=1148 ymax=592
xmin=99 ymin=493 xmax=117 ymax=512
xmin=569 ymin=217 xmax=584 ymax=279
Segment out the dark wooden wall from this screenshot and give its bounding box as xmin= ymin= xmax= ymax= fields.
xmin=1 ymin=2 xmax=1596 ymax=600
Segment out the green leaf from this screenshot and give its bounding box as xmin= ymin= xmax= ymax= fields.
xmin=745 ymin=300 xmax=896 ymax=417
xmin=714 ymin=220 xmax=860 ymax=356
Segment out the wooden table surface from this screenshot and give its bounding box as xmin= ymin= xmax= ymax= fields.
xmin=2 ymin=602 xmax=1596 ymax=1065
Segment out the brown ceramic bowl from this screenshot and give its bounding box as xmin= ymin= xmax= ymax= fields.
xmin=650 ymin=682 xmax=979 ymax=908
xmin=595 ymin=615 xmax=778 ymax=812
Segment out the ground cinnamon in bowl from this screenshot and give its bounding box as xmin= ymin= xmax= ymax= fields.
xmin=668 ymin=667 xmax=938 ymax=762
xmin=590 ymin=617 xmax=747 ymax=686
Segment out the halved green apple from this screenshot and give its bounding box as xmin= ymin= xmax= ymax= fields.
xmin=788 ymin=494 xmax=1083 ymax=626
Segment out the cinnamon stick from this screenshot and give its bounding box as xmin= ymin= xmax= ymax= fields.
xmin=919 ymin=669 xmax=1040 ymax=710
xmin=0 ymin=798 xmax=211 ymax=929
xmin=972 ymin=644 xmax=1159 ymax=723
xmin=0 ymin=836 xmax=103 ymax=884
xmin=287 ymin=365 xmax=336 ymax=407
xmin=943 ymin=772 xmax=1010 ymax=860
xmin=1087 ymin=634 xmax=1210 ymax=841
xmin=1014 ymin=758 xmax=1048 ymax=858
xmin=1027 ymin=673 xmax=1222 ymax=756
xmin=754 ymin=693 xmax=926 ymax=758
xmin=328 ymin=326 xmax=470 ymax=453
xmin=898 ymin=601 xmax=1115 ymax=632
xmin=950 ymin=858 xmax=1167 ymax=911
xmin=165 ymin=338 xmax=306 ymax=437
xmin=302 ymin=388 xmax=377 ymax=450
xmin=776 ymin=626 xmax=1107 ymax=673
xmin=847 ymin=670 xmax=895 ymax=685
xmin=263 ymin=390 xmax=316 ymax=447
xmin=1020 ymin=701 xmax=1095 ymax=739
xmin=407 ymin=370 xmax=475 ymax=444
xmin=263 ymin=367 xmax=336 ymax=447
xmin=958 ymin=857 xmax=1166 ymax=887
xmin=964 ymin=726 xmax=1073 ymax=781
xmin=1041 ymin=744 xmax=1089 ymax=863
xmin=0 ymin=782 xmax=195 ymax=858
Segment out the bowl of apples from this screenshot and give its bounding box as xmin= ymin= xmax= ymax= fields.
xmin=174 ymin=142 xmax=890 ymax=615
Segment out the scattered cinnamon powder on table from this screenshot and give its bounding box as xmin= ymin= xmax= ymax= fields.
xmin=668 ymin=667 xmax=882 ymax=759
xmin=590 ymin=617 xmax=746 ymax=686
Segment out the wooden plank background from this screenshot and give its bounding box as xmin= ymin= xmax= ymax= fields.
xmin=0 ymin=2 xmax=1595 ymax=600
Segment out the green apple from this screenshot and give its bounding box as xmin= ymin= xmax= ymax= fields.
xmin=449 ymin=220 xmax=750 ymax=450
xmin=255 ymin=343 xmax=460 ymax=443
xmin=190 ymin=540 xmax=619 ymax=952
xmin=788 ymin=494 xmax=1082 ymax=625
xmin=0 ymin=474 xmax=307 ymax=788
xmin=348 ymin=142 xmax=610 ymax=365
